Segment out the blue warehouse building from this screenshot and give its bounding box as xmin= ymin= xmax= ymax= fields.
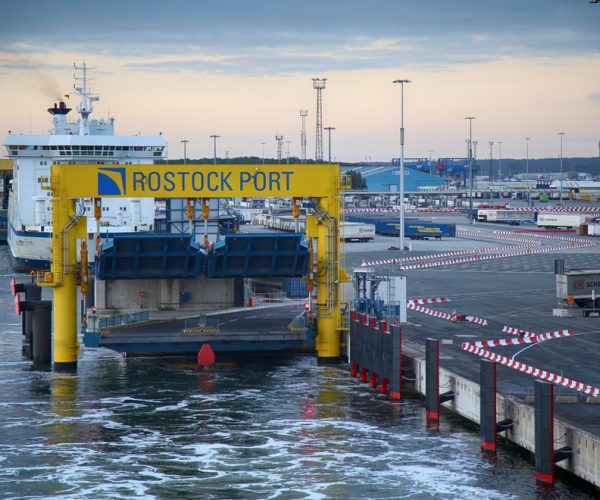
xmin=343 ymin=160 xmax=446 ymax=193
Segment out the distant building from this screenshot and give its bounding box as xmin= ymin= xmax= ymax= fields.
xmin=342 ymin=163 xmax=446 ymax=192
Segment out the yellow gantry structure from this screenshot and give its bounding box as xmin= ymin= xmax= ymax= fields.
xmin=41 ymin=163 xmax=346 ymax=370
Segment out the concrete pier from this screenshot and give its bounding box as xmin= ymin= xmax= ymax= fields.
xmin=402 ymin=340 xmax=600 ymax=487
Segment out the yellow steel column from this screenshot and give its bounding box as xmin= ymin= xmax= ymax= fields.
xmin=50 ymin=168 xmax=86 ymax=371
xmin=311 ymin=168 xmax=342 ymax=364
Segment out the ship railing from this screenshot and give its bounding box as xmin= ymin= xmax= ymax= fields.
xmin=98 ymin=311 xmax=150 ymax=330
xmin=252 ymin=292 xmax=308 ymax=309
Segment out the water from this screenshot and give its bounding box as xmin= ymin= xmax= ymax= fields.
xmin=0 ymin=247 xmax=594 ymax=499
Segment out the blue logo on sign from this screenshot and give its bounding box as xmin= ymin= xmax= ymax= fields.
xmin=98 ymin=167 xmax=126 ymax=195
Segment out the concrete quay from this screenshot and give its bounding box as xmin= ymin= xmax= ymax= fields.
xmin=344 ymin=217 xmax=600 ymax=486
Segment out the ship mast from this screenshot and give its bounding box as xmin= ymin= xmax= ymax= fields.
xmin=73 ymin=62 xmax=99 ymax=135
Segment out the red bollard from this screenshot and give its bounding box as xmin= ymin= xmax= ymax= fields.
xmin=194 ymin=344 xmax=215 ymax=371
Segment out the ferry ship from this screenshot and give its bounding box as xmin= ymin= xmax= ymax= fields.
xmin=3 ymin=63 xmax=166 ymax=271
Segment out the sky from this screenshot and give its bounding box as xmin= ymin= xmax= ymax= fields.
xmin=0 ymin=0 xmax=599 ymax=163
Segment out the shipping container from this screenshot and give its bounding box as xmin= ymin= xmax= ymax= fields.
xmin=282 ymin=277 xmax=308 ymax=298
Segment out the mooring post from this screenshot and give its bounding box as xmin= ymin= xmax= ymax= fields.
xmin=535 ymin=379 xmax=555 ymax=483
xmin=31 ymin=301 xmax=52 ymax=366
xmin=426 ymin=337 xmax=454 ymax=421
xmin=389 ymin=323 xmax=402 ymax=399
xmin=425 ymin=338 xmax=440 ymax=420
xmin=12 ymin=280 xmax=41 ymax=359
xmin=480 ymin=359 xmax=497 ymax=451
xmin=360 ymin=313 xmax=368 ymax=382
xmin=369 ymin=317 xmax=378 ymax=388
xmin=350 ymin=310 xmax=359 ymax=377
xmin=534 ymin=379 xmax=574 ymax=483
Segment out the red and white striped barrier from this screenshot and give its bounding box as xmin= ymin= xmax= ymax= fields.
xmin=493 ymin=230 xmax=588 ymax=244
xmin=343 ymin=208 xmax=463 ymax=214
xmin=407 ymin=297 xmax=449 ymax=305
xmin=398 ymin=241 xmax=594 ymax=271
xmin=362 ymin=244 xmax=537 ymax=267
xmin=407 ymin=303 xmax=488 ymax=326
xmin=463 ymin=329 xmax=573 ymax=348
xmin=458 ymin=229 xmax=542 ymax=245
xmin=406 ymin=303 xmax=455 ymax=321
xmin=464 ymin=315 xmax=488 ymax=326
xmin=502 ymin=326 xmax=572 ymax=338
xmin=502 ymin=325 xmax=537 ymax=337
xmin=461 ymin=344 xmax=600 ymax=397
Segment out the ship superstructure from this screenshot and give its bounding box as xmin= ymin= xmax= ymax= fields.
xmin=4 ymin=63 xmax=166 ymax=270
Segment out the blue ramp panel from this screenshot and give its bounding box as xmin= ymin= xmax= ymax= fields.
xmin=96 ymin=234 xmax=205 ymax=279
xmin=208 ymin=233 xmax=309 ymax=278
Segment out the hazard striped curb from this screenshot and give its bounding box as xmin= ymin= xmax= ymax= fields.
xmin=183 ymin=327 xmax=221 ymax=333
xmin=461 ymin=344 xmax=600 ymax=397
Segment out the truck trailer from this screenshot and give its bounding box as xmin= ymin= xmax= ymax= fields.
xmin=537 ymin=213 xmax=587 ymax=229
xmin=340 ymin=222 xmax=376 ymax=242
xmin=557 ymin=269 xmax=600 ymax=309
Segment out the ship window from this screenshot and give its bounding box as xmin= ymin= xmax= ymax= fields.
xmin=50 ymin=146 xmax=57 ymax=150
xmin=134 ymin=146 xmax=142 ymax=151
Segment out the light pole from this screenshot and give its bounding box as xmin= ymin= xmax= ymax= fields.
xmin=488 ymin=141 xmax=493 ymax=188
xmin=559 ymin=132 xmax=565 ymax=207
xmin=525 ymin=137 xmax=531 ymax=206
xmin=497 ymin=141 xmax=503 ymax=189
xmin=261 ymin=142 xmax=265 ymax=164
xmin=180 ymin=139 xmax=189 ymax=164
xmin=428 ymin=150 xmax=434 ymax=175
xmin=465 ymin=117 xmax=476 ymax=223
xmin=286 ymin=140 xmax=291 ymax=165
xmin=324 ymin=126 xmax=335 ymax=163
xmin=210 ymin=135 xmax=220 ymax=164
xmin=393 ymin=79 xmax=411 ymax=251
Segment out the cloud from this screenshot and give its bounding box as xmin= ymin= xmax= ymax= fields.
xmin=1 ymin=1 xmax=599 ymax=76
xmin=587 ymin=92 xmax=600 ymax=102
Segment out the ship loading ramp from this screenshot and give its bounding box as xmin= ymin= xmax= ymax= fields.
xmin=96 ymin=233 xmax=309 ymax=280
xmin=84 ymin=306 xmax=312 ymax=354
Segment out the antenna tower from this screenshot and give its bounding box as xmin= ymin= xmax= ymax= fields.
xmin=312 ymin=78 xmax=326 ymax=162
xmin=299 ymin=110 xmax=308 ymax=163
xmin=276 ymin=135 xmax=284 ymax=162
xmin=73 ymin=62 xmax=99 ymax=135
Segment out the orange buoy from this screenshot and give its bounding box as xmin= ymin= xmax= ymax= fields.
xmin=194 ymin=344 xmax=216 ymax=370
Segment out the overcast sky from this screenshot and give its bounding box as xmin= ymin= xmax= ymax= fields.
xmin=1 ymin=0 xmax=599 ymax=162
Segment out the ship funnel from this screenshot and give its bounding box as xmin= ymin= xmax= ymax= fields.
xmin=47 ymin=101 xmax=72 ymax=116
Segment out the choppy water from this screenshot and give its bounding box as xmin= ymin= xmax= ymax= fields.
xmin=0 ymin=247 xmax=594 ymax=499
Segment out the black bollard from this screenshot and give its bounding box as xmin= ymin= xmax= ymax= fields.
xmin=31 ymin=301 xmax=52 ymax=366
